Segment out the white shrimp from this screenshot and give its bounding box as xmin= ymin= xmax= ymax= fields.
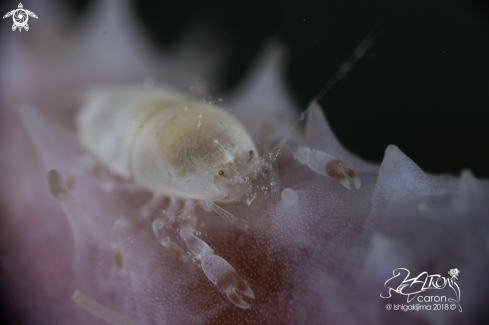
xmin=43 ymin=23 xmax=380 ymax=309
xmin=73 ymin=86 xmax=263 ymax=308
xmin=77 ymin=87 xmax=260 ymax=203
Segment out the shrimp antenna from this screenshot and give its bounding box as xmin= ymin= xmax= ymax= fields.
xmin=309 ymin=19 xmax=387 ymax=104
xmin=267 ymin=19 xmax=387 ymax=164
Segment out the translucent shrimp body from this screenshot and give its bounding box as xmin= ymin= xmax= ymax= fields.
xmin=77 ymin=87 xmax=259 ymax=202
xmin=63 ymin=31 xmax=374 ymax=310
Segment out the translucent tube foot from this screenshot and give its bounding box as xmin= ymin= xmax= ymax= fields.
xmin=72 ymin=290 xmax=144 ymax=325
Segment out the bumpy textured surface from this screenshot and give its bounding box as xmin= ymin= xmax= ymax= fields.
xmin=1 ymin=1 xmax=488 ymax=324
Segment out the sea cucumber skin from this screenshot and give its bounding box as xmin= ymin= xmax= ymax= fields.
xmin=1 ymin=0 xmax=489 ymax=324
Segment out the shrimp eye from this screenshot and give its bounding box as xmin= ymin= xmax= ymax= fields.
xmin=248 ymin=150 xmax=255 ymax=162
xmin=218 ymin=170 xmax=226 ymax=177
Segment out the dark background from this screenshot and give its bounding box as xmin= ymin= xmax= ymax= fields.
xmin=3 ymin=0 xmax=489 ymax=178
xmin=1 ymin=1 xmax=489 ymax=323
